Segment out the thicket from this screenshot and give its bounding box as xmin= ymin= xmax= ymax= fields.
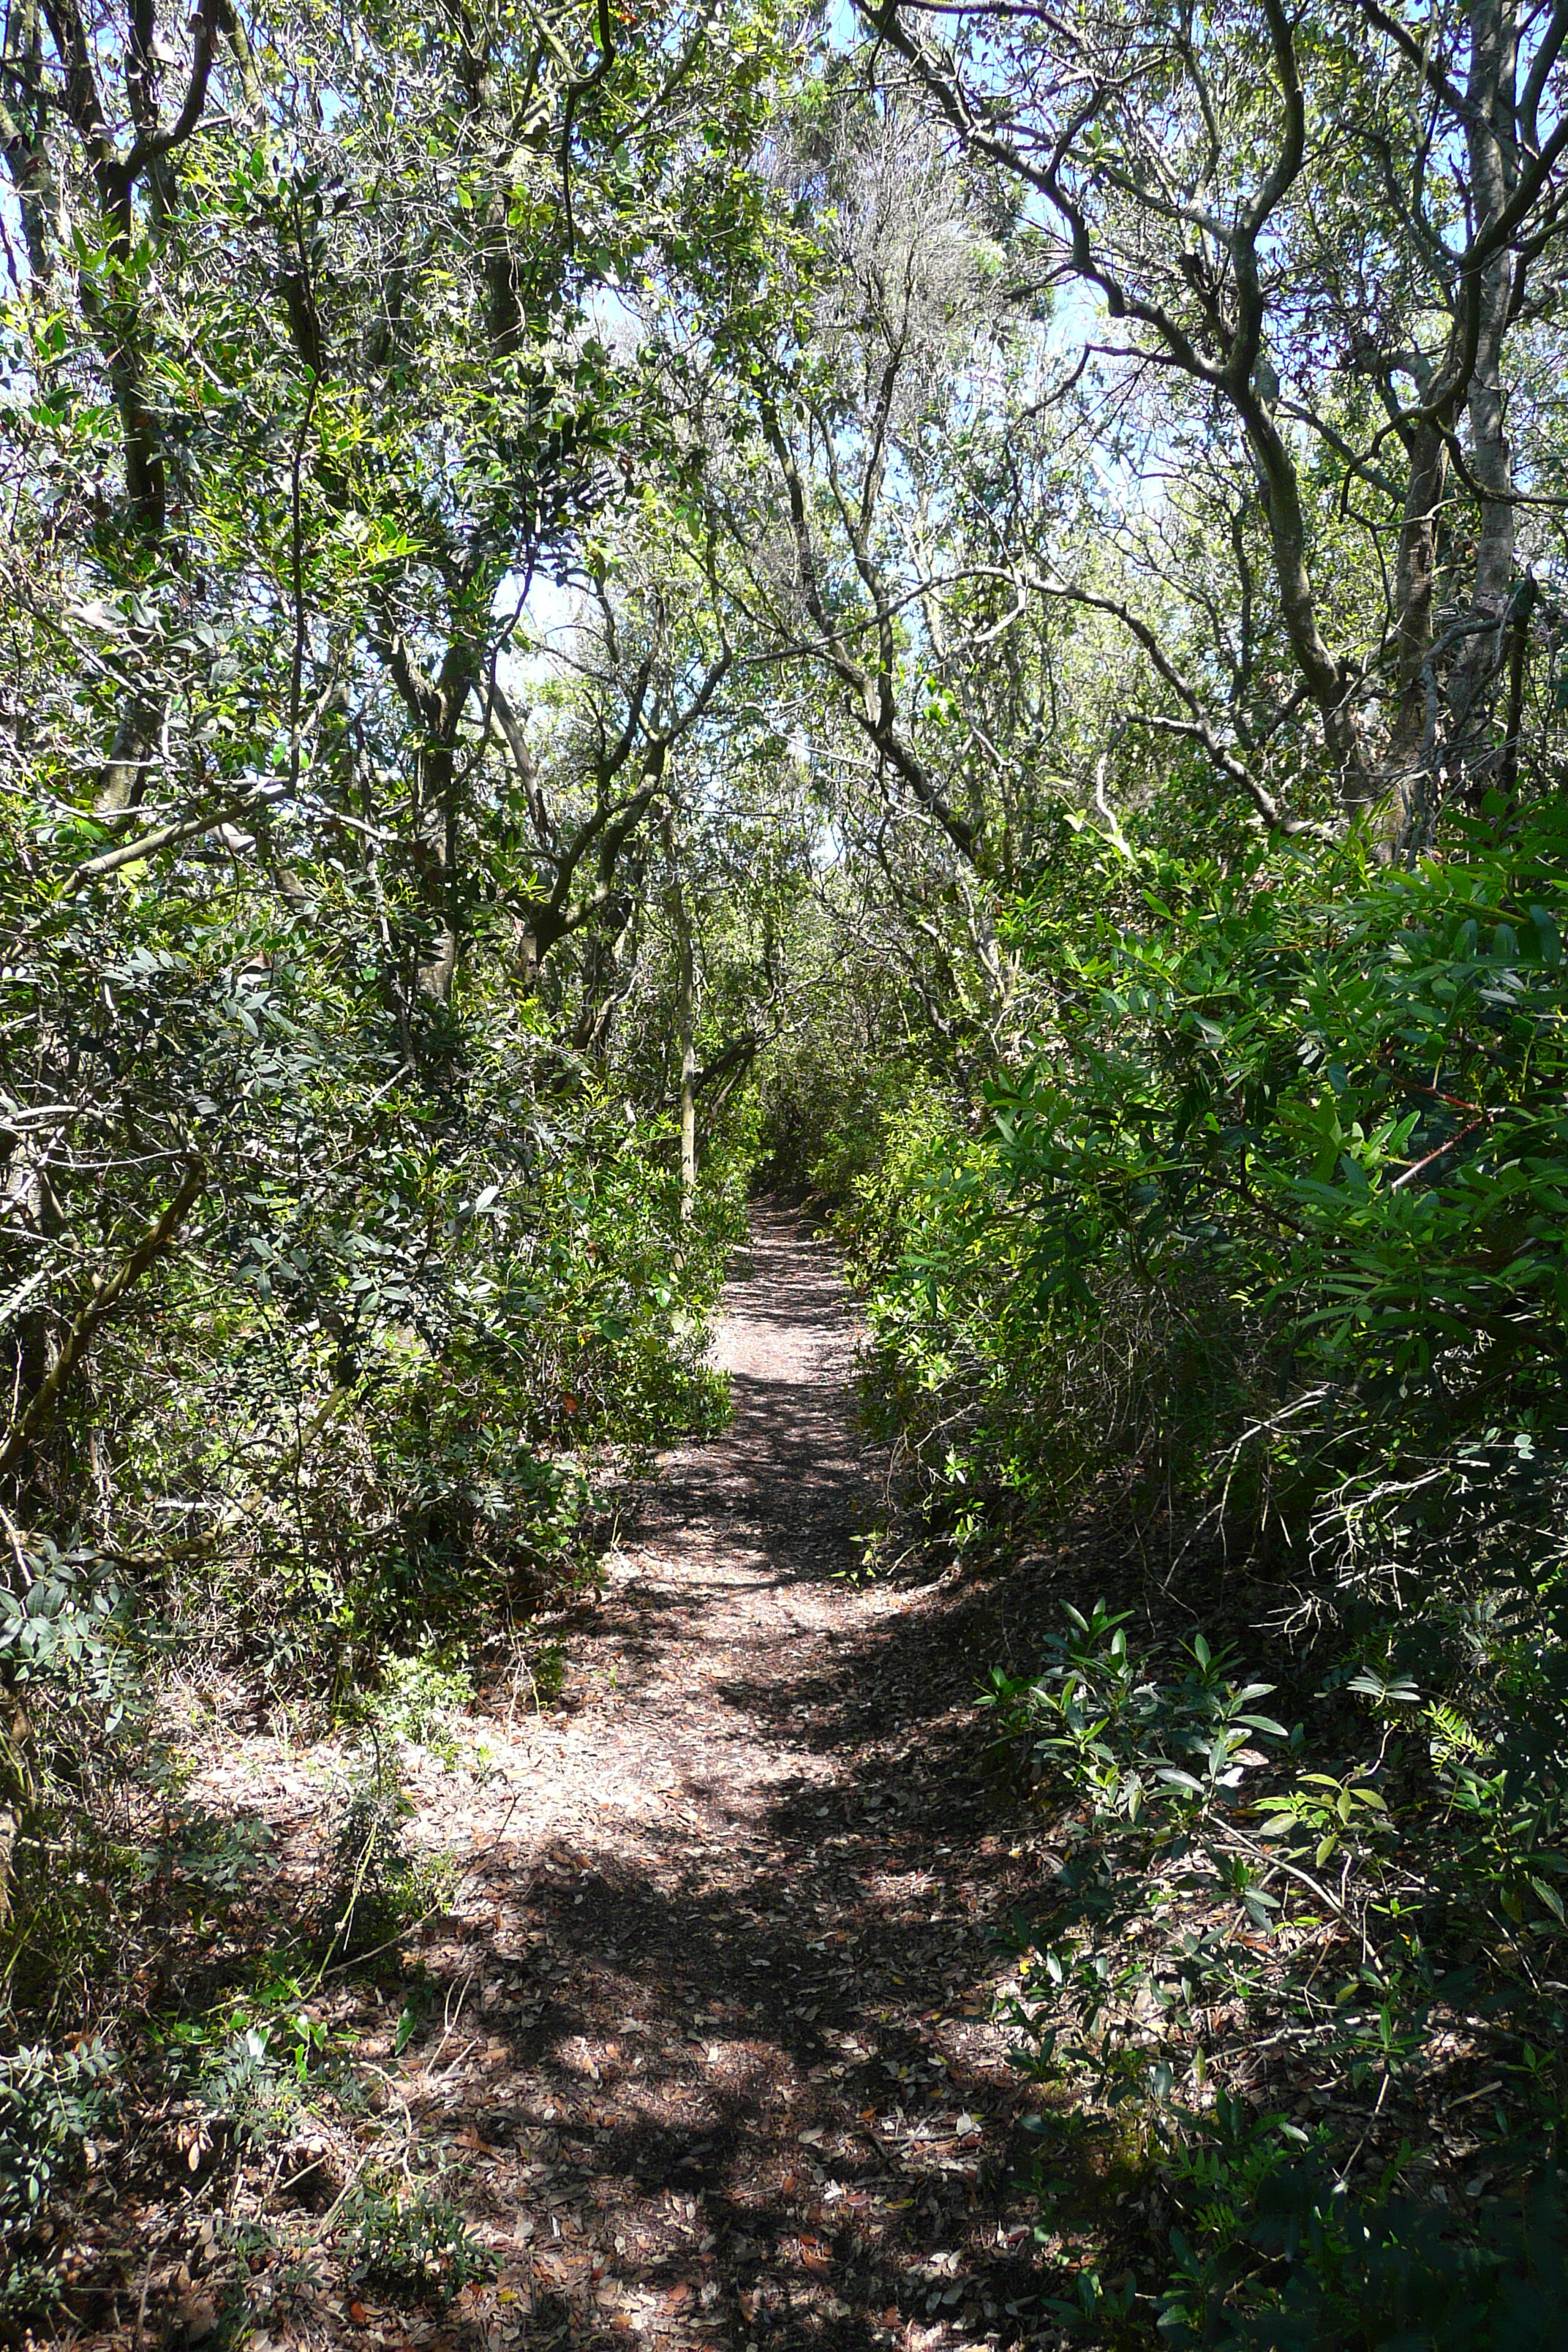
xmin=0 ymin=0 xmax=790 ymax=2322
xmin=742 ymin=1 xmax=1568 ymax=2331
xmin=788 ymin=793 xmax=1568 ymax=2340
xmin=6 ymin=0 xmax=1568 ymax=2340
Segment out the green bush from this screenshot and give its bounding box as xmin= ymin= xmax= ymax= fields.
xmin=990 ymin=1599 xmax=1568 ymax=2347
xmin=339 ymin=2174 xmax=494 ymax=2307
xmin=1154 ymin=2107 xmax=1567 ymax=2349
xmin=0 ymin=2040 xmax=116 ymax=2319
xmin=859 ymin=804 xmax=1568 ymax=1590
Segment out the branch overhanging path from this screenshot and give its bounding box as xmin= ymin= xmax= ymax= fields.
xmin=183 ymin=1208 xmax=1052 ymax=2348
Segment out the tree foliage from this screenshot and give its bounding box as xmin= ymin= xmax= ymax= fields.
xmin=4 ymin=0 xmax=1568 ymax=2334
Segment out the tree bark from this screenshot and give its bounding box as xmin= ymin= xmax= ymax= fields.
xmin=663 ymin=813 xmax=697 ymax=1223
xmin=1447 ymin=0 xmax=1520 ymax=770
xmin=0 ymin=1158 xmax=205 ymax=1485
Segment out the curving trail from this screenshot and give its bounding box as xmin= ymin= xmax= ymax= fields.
xmin=373 ymin=1209 xmax=1050 ymax=2351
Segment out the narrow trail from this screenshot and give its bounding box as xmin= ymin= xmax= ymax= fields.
xmin=421 ymin=1207 xmax=1047 ymax=2352
xmin=489 ymin=1203 xmax=887 ymax=1862
xmin=192 ymin=1210 xmax=1055 ymax=2352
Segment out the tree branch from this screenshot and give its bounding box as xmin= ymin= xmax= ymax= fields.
xmin=0 ymin=1159 xmax=205 ymax=1482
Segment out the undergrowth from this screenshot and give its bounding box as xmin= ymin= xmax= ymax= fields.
xmin=984 ymin=1603 xmax=1566 ymax=2344
xmin=813 ymin=803 xmax=1568 ymax=2343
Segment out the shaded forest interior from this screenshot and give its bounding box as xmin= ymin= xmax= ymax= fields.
xmin=4 ymin=0 xmax=1568 ymax=2345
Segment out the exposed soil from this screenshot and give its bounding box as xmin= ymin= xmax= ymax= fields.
xmin=122 ymin=1205 xmax=1526 ymax=2352
xmin=162 ymin=1207 xmax=1066 ymax=2352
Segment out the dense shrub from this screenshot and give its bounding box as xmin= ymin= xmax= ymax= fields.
xmin=859 ymin=804 xmax=1568 ymax=1598
xmin=845 ymin=804 xmax=1568 ymax=2334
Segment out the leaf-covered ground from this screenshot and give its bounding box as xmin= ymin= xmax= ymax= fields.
xmin=92 ymin=1210 xmax=1079 ymax=2352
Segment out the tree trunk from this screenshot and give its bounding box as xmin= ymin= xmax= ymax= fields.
xmin=676 ymin=902 xmax=696 ymax=1224
xmin=1447 ymin=0 xmax=1520 ymax=790
xmin=663 ymin=814 xmax=697 ymax=1223
xmin=1380 ymin=412 xmax=1452 ymax=841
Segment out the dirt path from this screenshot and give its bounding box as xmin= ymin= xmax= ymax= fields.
xmin=410 ymin=1207 xmax=1049 ymax=2352
xmin=474 ymin=1202 xmax=892 ymax=1865
xmin=195 ymin=1210 xmax=1050 ymax=2352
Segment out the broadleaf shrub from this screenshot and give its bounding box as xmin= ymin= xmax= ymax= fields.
xmin=846 ymin=805 xmax=1568 ymax=2331
xmin=859 ymin=804 xmax=1568 ymax=1605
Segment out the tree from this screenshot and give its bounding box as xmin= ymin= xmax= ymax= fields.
xmin=0 ymin=0 xmax=790 ymax=1556
xmin=859 ymin=0 xmax=1568 ymax=840
xmin=700 ymin=73 xmax=1104 ymax=1050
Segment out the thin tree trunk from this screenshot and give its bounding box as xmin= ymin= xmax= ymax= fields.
xmin=1448 ymin=0 xmax=1520 ymax=776
xmin=1386 ymin=415 xmax=1450 ymax=832
xmin=0 ymin=1159 xmax=205 ymax=1485
xmin=662 ymin=813 xmax=696 ymax=1223
xmin=676 ymin=902 xmax=696 ymax=1223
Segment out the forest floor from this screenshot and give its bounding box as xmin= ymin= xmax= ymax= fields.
xmin=139 ymin=1207 xmax=1077 ymax=2352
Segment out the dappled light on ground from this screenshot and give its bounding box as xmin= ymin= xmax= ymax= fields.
xmin=175 ymin=1208 xmax=1060 ymax=2352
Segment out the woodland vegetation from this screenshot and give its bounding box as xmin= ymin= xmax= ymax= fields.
xmin=3 ymin=0 xmax=1568 ymax=2340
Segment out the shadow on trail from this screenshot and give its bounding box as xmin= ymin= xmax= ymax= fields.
xmin=394 ymin=1209 xmax=1099 ymax=2350
xmin=431 ymin=1632 xmax=1090 ymax=2342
